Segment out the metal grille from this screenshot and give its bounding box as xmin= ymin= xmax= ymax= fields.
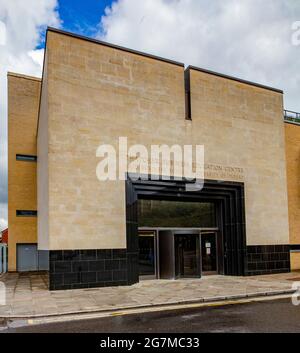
xmin=284 ymin=110 xmax=300 ymax=125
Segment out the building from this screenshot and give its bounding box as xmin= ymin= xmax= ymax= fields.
xmin=6 ymin=27 xmax=300 ymax=290
xmin=0 ymin=228 xmax=8 ymax=244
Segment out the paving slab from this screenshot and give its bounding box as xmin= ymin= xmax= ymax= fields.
xmin=0 ymin=271 xmax=298 ymax=318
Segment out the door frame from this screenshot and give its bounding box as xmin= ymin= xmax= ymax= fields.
xmin=139 ymin=228 xmax=220 ymax=280
xmin=200 ymin=231 xmax=219 ymax=275
xmin=174 ymin=232 xmax=201 ymax=279
xmin=138 ymin=230 xmax=158 ymax=280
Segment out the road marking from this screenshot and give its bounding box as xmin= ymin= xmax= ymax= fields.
xmin=15 ymin=293 xmax=293 ymax=328
xmin=110 ymin=311 xmax=126 ymax=316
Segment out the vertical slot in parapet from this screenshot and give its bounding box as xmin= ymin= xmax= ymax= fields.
xmin=184 ymin=68 xmax=191 ymax=120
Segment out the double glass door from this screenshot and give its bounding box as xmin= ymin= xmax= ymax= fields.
xmin=174 ymin=232 xmax=218 ymax=278
xmin=138 ymin=230 xmax=218 ymax=280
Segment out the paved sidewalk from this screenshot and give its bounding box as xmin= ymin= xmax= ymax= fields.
xmin=0 ymin=272 xmax=298 ymax=318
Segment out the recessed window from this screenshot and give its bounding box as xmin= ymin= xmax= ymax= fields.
xmin=16 ymin=210 xmax=37 ymax=217
xmin=16 ymin=154 xmax=37 ymax=162
xmin=184 ymin=70 xmax=192 ymax=120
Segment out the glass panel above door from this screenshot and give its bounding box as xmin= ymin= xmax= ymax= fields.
xmin=138 ymin=199 xmax=216 ymax=228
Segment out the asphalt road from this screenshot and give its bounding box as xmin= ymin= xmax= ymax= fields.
xmin=2 ymin=298 xmax=300 ymax=333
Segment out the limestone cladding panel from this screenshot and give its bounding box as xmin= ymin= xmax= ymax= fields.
xmin=190 ymin=70 xmax=289 ymax=245
xmin=44 ymin=31 xmax=289 ymax=249
xmin=8 ymin=73 xmax=41 ymax=270
xmin=46 ymin=32 xmax=186 ymax=250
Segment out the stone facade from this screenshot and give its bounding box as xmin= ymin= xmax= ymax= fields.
xmin=285 ymin=122 xmax=300 ymax=270
xmin=38 ymin=30 xmax=186 ymax=250
xmin=7 ymin=73 xmax=41 ymax=271
xmin=37 ymin=29 xmax=289 ymax=252
xmin=7 ymin=28 xmax=297 ymax=285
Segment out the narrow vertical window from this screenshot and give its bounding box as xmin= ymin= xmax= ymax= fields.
xmin=184 ymin=69 xmax=192 ymax=120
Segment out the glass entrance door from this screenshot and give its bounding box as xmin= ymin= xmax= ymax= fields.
xmin=138 ymin=232 xmax=156 ymax=279
xmin=201 ymin=232 xmax=217 ymax=274
xmin=175 ymin=234 xmax=200 ymax=278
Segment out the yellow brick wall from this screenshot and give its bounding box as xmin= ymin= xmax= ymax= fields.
xmin=285 ymin=122 xmax=300 ymax=270
xmin=37 ymin=30 xmax=289 ymax=250
xmin=7 ymin=73 xmax=41 ymax=271
xmin=290 ymin=253 xmax=300 ymax=271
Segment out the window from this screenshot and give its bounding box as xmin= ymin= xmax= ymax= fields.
xmin=138 ymin=199 xmax=216 ymax=228
xmin=184 ymin=69 xmax=192 ymax=120
xmin=16 ymin=210 xmax=37 ymax=217
xmin=16 ymin=154 xmax=37 ymax=162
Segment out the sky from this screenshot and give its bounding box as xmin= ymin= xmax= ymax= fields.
xmin=0 ymin=0 xmax=300 ymax=231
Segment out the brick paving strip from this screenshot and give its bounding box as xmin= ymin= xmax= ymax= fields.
xmin=0 ymin=272 xmax=298 ymax=319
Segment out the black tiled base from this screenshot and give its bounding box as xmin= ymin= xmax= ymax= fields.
xmin=49 ymin=249 xmax=139 ymax=290
xmin=246 ymin=245 xmax=290 ymax=276
xmin=49 ymin=244 xmax=292 ymax=289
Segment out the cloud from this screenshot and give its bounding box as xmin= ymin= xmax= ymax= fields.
xmin=28 ymin=48 xmax=46 ymax=68
xmin=0 ymin=0 xmax=61 ymax=227
xmin=0 ymin=215 xmax=7 ymax=232
xmin=98 ymin=0 xmax=300 ymax=111
xmin=0 ymin=201 xmax=7 ymax=231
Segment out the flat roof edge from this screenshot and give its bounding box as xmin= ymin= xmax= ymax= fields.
xmin=47 ymin=27 xmax=185 ymax=68
xmin=284 ymin=120 xmax=300 ymax=127
xmin=187 ymin=66 xmax=283 ymax=94
xmin=7 ymin=72 xmax=42 ymax=82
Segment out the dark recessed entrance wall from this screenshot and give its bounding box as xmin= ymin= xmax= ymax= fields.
xmin=126 ymin=176 xmax=247 ymax=281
